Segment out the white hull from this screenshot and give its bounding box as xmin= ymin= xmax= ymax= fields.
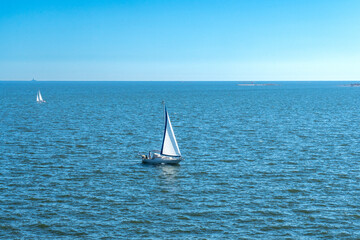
xmin=142 ymin=156 xmax=182 ymax=164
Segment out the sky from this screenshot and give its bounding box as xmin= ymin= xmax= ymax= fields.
xmin=0 ymin=0 xmax=360 ymax=81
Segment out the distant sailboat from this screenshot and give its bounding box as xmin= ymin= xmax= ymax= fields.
xmin=36 ymin=90 xmax=46 ymax=103
xmin=142 ymin=105 xmax=183 ymax=164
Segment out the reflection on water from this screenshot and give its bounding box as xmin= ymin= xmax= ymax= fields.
xmin=157 ymin=164 xmax=180 ymax=181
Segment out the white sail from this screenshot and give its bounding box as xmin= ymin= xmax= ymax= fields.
xmin=161 ymin=107 xmax=181 ymax=157
xmin=38 ymin=91 xmax=44 ymax=102
xmin=36 ymin=92 xmax=40 ymax=102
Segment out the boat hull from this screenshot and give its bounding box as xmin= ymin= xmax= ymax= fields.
xmin=142 ymin=156 xmax=182 ymax=164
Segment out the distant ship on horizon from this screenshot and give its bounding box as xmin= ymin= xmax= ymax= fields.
xmin=340 ymin=83 xmax=360 ymax=87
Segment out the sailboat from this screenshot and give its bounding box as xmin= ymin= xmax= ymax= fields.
xmin=36 ymin=90 xmax=46 ymax=103
xmin=142 ymin=105 xmax=183 ymax=164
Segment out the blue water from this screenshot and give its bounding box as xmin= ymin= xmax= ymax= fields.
xmin=1 ymin=81 xmax=360 ymax=239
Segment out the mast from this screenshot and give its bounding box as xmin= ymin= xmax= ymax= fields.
xmin=160 ymin=105 xmax=168 ymax=155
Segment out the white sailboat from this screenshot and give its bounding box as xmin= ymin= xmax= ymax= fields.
xmin=142 ymin=105 xmax=183 ymax=164
xmin=36 ymin=90 xmax=46 ymax=103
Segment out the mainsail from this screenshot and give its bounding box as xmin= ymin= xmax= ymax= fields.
xmin=36 ymin=92 xmax=40 ymax=102
xmin=38 ymin=91 xmax=43 ymax=102
xmin=160 ymin=106 xmax=181 ymax=157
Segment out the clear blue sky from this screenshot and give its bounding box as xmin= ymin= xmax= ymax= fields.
xmin=1 ymin=0 xmax=360 ymax=81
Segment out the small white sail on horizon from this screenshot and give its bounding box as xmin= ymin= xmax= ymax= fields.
xmin=142 ymin=105 xmax=183 ymax=164
xmin=36 ymin=90 xmax=46 ymax=103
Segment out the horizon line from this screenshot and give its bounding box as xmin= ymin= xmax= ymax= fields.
xmin=1 ymin=80 xmax=360 ymax=82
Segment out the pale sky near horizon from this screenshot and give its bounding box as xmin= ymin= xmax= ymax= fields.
xmin=1 ymin=0 xmax=360 ymax=81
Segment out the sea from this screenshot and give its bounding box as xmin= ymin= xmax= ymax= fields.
xmin=1 ymin=81 xmax=360 ymax=239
